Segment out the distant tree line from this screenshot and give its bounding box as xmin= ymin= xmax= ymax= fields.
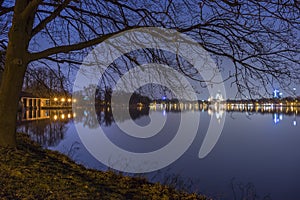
xmin=23 ymin=66 xmax=68 ymax=98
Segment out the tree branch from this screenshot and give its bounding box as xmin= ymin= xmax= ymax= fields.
xmin=21 ymin=0 xmax=42 ymax=19
xmin=0 ymin=6 xmax=14 ymax=16
xmin=31 ymin=0 xmax=72 ymax=37
xmin=29 ymin=27 xmax=138 ymax=61
xmin=220 ymin=0 xmax=240 ymax=7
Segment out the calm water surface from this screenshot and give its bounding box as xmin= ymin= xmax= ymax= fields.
xmin=17 ymin=107 xmax=300 ymax=200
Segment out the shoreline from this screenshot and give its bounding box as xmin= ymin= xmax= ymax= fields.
xmin=0 ymin=133 xmax=207 ymax=200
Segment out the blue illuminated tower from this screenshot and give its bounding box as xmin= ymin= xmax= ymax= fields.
xmin=273 ymin=89 xmax=282 ymax=98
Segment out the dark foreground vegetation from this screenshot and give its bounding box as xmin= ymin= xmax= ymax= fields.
xmin=0 ymin=133 xmax=207 ymax=200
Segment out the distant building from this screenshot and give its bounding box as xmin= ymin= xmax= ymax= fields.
xmin=208 ymin=91 xmax=224 ymax=102
xmin=19 ymin=91 xmax=50 ymax=110
xmin=215 ymin=91 xmax=224 ymax=101
xmin=273 ymin=89 xmax=282 ymax=98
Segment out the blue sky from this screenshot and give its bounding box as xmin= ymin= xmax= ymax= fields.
xmin=16 ymin=0 xmax=299 ymax=99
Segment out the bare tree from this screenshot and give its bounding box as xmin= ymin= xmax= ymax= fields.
xmin=23 ymin=66 xmax=68 ymax=97
xmin=0 ymin=0 xmax=299 ymax=147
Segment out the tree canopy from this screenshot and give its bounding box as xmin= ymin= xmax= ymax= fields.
xmin=1 ymin=0 xmax=300 ymax=95
xmin=0 ymin=0 xmax=299 ymax=146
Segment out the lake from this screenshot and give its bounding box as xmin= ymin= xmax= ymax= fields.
xmin=17 ymin=105 xmax=300 ymax=200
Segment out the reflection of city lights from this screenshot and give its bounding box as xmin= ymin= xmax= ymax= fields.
xmin=208 ymin=109 xmax=212 ymax=115
xmin=215 ymin=110 xmax=224 ymax=121
xmin=149 ymin=103 xmax=156 ymax=111
xmin=273 ymin=113 xmax=279 ymax=124
xmin=180 ymin=103 xmax=183 ymax=110
xmin=54 ymin=115 xmax=58 ymax=120
xmin=142 ymin=101 xmax=300 ymax=126
xmin=195 ymin=103 xmax=198 ymax=109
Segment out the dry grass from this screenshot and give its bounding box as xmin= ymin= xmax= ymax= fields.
xmin=0 ymin=133 xmax=207 ymax=200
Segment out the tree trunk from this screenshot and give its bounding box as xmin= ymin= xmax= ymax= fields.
xmin=0 ymin=60 xmax=27 ymax=147
xmin=0 ymin=0 xmax=35 ymax=147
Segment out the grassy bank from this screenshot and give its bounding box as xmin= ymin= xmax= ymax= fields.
xmin=0 ymin=133 xmax=207 ymax=200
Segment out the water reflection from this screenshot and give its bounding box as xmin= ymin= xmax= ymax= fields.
xmin=17 ymin=109 xmax=50 ymax=121
xmin=16 ymin=105 xmax=300 ymax=199
xmin=17 ymin=103 xmax=300 ymax=148
xmin=17 ymin=106 xmax=150 ymax=147
xmin=149 ymin=102 xmax=300 ymax=126
xmin=17 ymin=110 xmax=74 ymax=147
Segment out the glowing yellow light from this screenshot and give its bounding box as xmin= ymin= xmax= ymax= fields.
xmin=67 ymin=98 xmax=71 ymax=102
xmin=208 ymin=109 xmax=212 ymax=115
xmin=61 ymin=114 xmax=65 ymax=119
xmin=67 ymin=114 xmax=71 ymax=118
xmin=54 ymin=98 xmax=58 ymax=101
xmin=73 ymin=99 xmax=77 ymax=103
xmin=54 ymin=115 xmax=58 ymax=120
xmin=61 ymin=98 xmax=65 ymax=102
xmin=73 ymin=113 xmax=76 ymax=117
